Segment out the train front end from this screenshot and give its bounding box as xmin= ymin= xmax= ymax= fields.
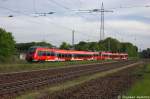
xmin=26 ymin=47 xmax=38 ymax=62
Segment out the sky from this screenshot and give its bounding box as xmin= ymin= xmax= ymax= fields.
xmin=0 ymin=0 xmax=150 ymax=50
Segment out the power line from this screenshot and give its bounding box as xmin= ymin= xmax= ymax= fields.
xmin=47 ymin=0 xmax=90 ymax=20
xmin=0 ymin=5 xmax=97 ymax=41
xmin=47 ymin=0 xmax=70 ymax=10
xmin=108 ymin=4 xmax=150 ymax=10
xmin=46 ymin=0 xmax=97 ymax=39
xmin=0 ymin=6 xmax=29 ymax=15
xmin=0 ymin=5 xmax=95 ymax=38
xmin=45 ymin=17 xmax=98 ymax=39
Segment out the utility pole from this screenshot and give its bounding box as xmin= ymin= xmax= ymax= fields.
xmin=108 ymin=39 xmax=110 ymax=51
xmin=99 ymin=2 xmax=113 ymax=41
xmin=100 ymin=2 xmax=104 ymax=41
xmin=72 ymin=30 xmax=75 ymax=49
xmin=77 ymin=2 xmax=113 ymax=41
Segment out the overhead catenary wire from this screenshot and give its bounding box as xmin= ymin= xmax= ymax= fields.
xmin=47 ymin=0 xmax=70 ymax=10
xmin=46 ymin=0 xmax=98 ymax=39
xmin=0 ymin=6 xmax=29 ymax=15
xmin=47 ymin=0 xmax=89 ymax=20
xmin=110 ymin=4 xmax=150 ymax=10
xmin=0 ymin=3 xmax=98 ymax=40
xmin=0 ymin=7 xmax=96 ymax=40
xmin=0 ymin=6 xmax=69 ymax=38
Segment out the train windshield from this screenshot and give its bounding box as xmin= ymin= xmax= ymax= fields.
xmin=28 ymin=47 xmax=36 ymax=54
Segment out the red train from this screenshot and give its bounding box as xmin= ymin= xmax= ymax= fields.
xmin=26 ymin=46 xmax=128 ymax=62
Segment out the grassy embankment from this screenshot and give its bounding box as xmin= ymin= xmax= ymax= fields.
xmin=0 ymin=60 xmax=112 ymax=73
xmin=127 ymin=64 xmax=150 ymax=96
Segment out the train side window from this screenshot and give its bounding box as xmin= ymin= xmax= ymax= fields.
xmin=66 ymin=54 xmax=68 ymax=57
xmin=58 ymin=54 xmax=61 ymax=58
xmin=75 ymin=54 xmax=78 ymax=58
xmin=56 ymin=53 xmax=58 ymax=57
xmin=76 ymin=54 xmax=78 ymax=58
xmin=65 ymin=54 xmax=67 ymax=57
xmin=51 ymin=52 xmax=55 ymax=56
xmin=42 ymin=52 xmax=46 ymax=56
xmin=63 ymin=54 xmax=65 ymax=57
xmin=79 ymin=54 xmax=81 ymax=57
xmin=69 ymin=54 xmax=72 ymax=57
xmin=81 ymin=54 xmax=84 ymax=57
xmin=47 ymin=51 xmax=51 ymax=56
xmin=38 ymin=51 xmax=43 ymax=56
xmin=68 ymin=54 xmax=70 ymax=57
xmin=65 ymin=54 xmax=68 ymax=57
xmin=79 ymin=54 xmax=81 ymax=58
xmin=61 ymin=54 xmax=63 ymax=57
xmin=95 ymin=54 xmax=98 ymax=56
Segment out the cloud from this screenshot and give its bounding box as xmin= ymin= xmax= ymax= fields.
xmin=0 ymin=0 xmax=150 ymax=49
xmin=106 ymin=20 xmax=150 ymax=36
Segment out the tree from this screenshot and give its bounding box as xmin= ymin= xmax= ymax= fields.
xmin=59 ymin=42 xmax=71 ymax=50
xmin=140 ymin=48 xmax=150 ymax=58
xmin=0 ymin=28 xmax=16 ymax=61
xmin=120 ymin=42 xmax=138 ymax=57
xmin=74 ymin=37 xmax=138 ymax=57
xmin=75 ymin=41 xmax=89 ymax=51
xmin=16 ymin=41 xmax=53 ymax=53
xmin=88 ymin=42 xmax=104 ymax=51
xmin=102 ymin=37 xmax=121 ymax=52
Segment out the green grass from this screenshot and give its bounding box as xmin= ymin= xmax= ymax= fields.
xmin=127 ymin=64 xmax=150 ymax=96
xmin=0 ymin=60 xmax=112 ymax=73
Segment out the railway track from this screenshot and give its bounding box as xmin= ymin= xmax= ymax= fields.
xmin=47 ymin=65 xmax=140 ymax=99
xmin=0 ymin=61 xmax=120 ymax=84
xmin=0 ymin=61 xmax=118 ymax=84
xmin=0 ymin=60 xmax=142 ymax=99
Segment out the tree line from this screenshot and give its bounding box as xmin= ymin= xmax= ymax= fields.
xmin=140 ymin=48 xmax=150 ymax=58
xmin=59 ymin=38 xmax=138 ymax=57
xmin=15 ymin=38 xmax=138 ymax=57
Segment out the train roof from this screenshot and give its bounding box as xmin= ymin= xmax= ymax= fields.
xmin=32 ymin=47 xmax=127 ymax=55
xmin=100 ymin=51 xmax=128 ymax=55
xmin=35 ymin=47 xmax=97 ymax=54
